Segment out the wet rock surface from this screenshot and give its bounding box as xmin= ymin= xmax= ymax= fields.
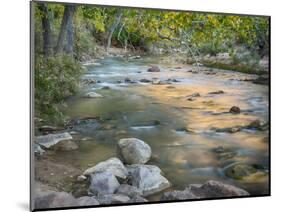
xmin=224 ymin=164 xmax=258 ymax=179
xmin=147 ymin=66 xmax=161 ymax=72
xmin=52 ymin=140 xmax=78 ymax=151
xmin=229 ymin=106 xmax=241 ymax=114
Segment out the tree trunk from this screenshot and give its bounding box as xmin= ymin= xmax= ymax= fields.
xmin=106 ymin=12 xmax=122 ymax=51
xmin=65 ymin=6 xmax=76 ymax=55
xmin=38 ymin=3 xmax=53 ymax=56
xmin=55 ymin=5 xmax=76 ymax=55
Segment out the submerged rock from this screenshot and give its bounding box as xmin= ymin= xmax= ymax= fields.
xmin=253 ymin=76 xmax=269 ymax=85
xmin=187 ymin=97 xmax=196 ymax=101
xmin=212 ymin=146 xmax=225 ymax=153
xmin=101 ymin=86 xmax=110 ymax=90
xmin=117 ymin=138 xmax=152 ymax=164
xmin=248 ymin=119 xmax=262 ymax=128
xmin=52 ymin=140 xmax=78 ymax=151
xmin=140 ymin=79 xmax=152 ymax=83
xmin=247 ymin=119 xmax=268 ymax=131
xmin=36 ymin=132 xmax=73 ymax=149
xmin=225 ymin=164 xmax=257 ymax=179
xmin=218 ymin=152 xmax=236 ymax=161
xmin=213 ymin=126 xmax=241 ymax=133
xmin=89 ymin=172 xmax=120 ymax=195
xmin=212 ymin=146 xmax=236 ymax=160
xmin=124 ymin=77 xmax=132 ymax=83
xmin=147 ymin=66 xmax=160 ymax=72
xmin=175 ymin=127 xmax=195 ymax=133
xmin=126 ymin=164 xmax=170 ymax=196
xmin=83 ymin=157 xmax=128 ymax=180
xmin=187 ymin=92 xmax=200 ymax=97
xmin=229 ymin=106 xmax=241 ymax=114
xmin=83 ymin=92 xmax=103 ymax=98
xmin=208 ymin=90 xmax=224 ymax=94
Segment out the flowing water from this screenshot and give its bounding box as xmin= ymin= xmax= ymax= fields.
xmin=55 ymin=56 xmax=269 ymax=198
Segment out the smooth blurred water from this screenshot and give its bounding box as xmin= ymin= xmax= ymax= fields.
xmin=56 ymin=56 xmax=269 ymax=197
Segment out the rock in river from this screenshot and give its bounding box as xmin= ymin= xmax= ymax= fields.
xmin=36 ymin=132 xmax=73 ymax=149
xmin=229 ymin=106 xmax=241 ymax=114
xmin=147 ymin=66 xmax=160 ymax=72
xmin=34 ymin=143 xmax=45 ymax=155
xmin=140 ymin=78 xmax=152 ymax=83
xmin=126 ymin=164 xmax=170 ymax=196
xmin=189 ymin=180 xmax=249 ymax=198
xmin=225 ymin=163 xmax=257 ymax=179
xmin=53 ymin=140 xmax=78 ymax=151
xmin=187 ymin=92 xmax=200 ymax=97
xmin=208 ymin=90 xmax=224 ymax=94
xmin=117 ymin=138 xmax=152 ymax=164
xmin=83 ymin=157 xmax=128 ymax=180
xmin=161 ymin=180 xmax=249 ymax=200
xmin=89 ymin=172 xmax=120 ymax=195
xmin=83 ymin=92 xmax=103 ymax=98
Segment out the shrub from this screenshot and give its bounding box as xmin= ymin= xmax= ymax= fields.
xmin=230 ymin=47 xmax=260 ymax=68
xmin=35 ymin=54 xmax=83 ymax=124
xmin=74 ymin=29 xmax=98 ymax=61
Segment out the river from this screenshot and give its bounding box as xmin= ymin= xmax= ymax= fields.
xmin=53 ymin=56 xmax=269 ymax=198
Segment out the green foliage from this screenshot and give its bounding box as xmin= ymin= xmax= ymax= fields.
xmin=74 ymin=25 xmax=98 ymax=60
xmin=230 ymin=47 xmax=260 ymax=67
xmin=33 ymin=2 xmax=270 ymax=124
xmin=35 ymin=54 xmax=83 ymax=124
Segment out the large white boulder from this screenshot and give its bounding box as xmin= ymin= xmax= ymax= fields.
xmin=83 ymin=157 xmax=128 ymax=179
xmin=117 ymin=138 xmax=151 ymax=164
xmin=126 ymin=164 xmax=170 ymax=196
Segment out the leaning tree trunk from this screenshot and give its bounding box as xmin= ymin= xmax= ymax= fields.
xmin=38 ymin=3 xmax=53 ymax=56
xmin=55 ymin=5 xmax=76 ymax=55
xmin=106 ymin=12 xmax=123 ymax=51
